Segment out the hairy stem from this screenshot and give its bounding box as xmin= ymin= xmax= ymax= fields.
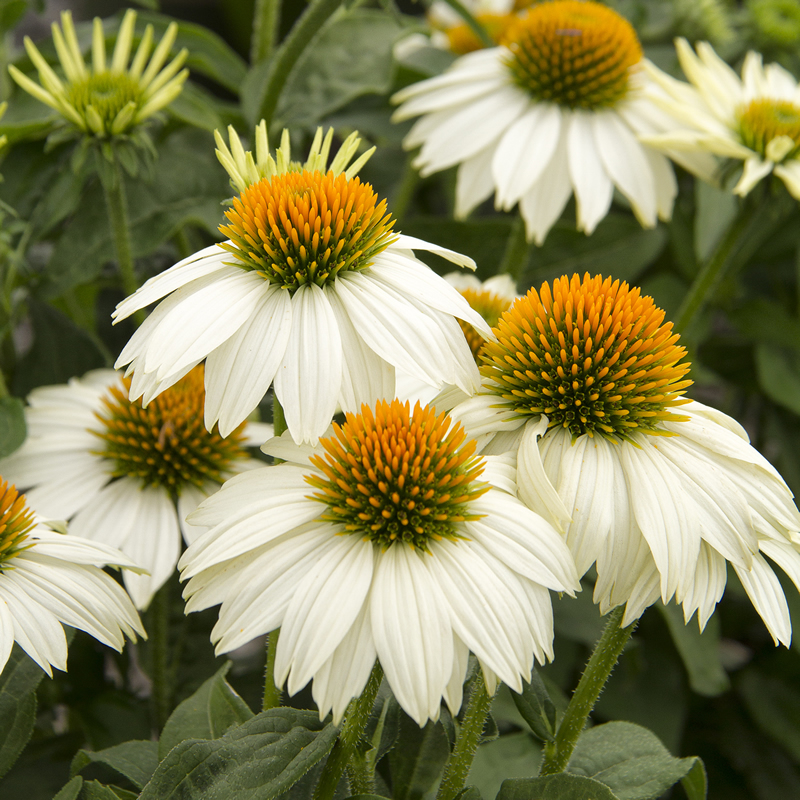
xmin=251 ymin=0 xmax=281 ymax=63
xmin=262 ymin=629 xmax=282 ymax=711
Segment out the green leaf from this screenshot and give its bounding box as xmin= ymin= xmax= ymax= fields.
xmin=756 ymin=344 xmax=800 ymax=415
xmin=273 ymin=10 xmax=409 ymax=128
xmin=567 ymin=721 xmax=699 ymax=800
xmin=738 ymin=669 xmax=800 ymax=761
xmin=141 ymin=708 xmax=336 ymax=799
xmin=511 ymin=669 xmax=557 ymax=743
xmin=468 ymin=732 xmax=540 ymax=800
xmin=12 ymin=299 xmax=106 ymax=396
xmin=0 ymin=645 xmax=47 ymax=779
xmin=53 ymin=776 xmax=84 ymax=800
xmin=71 ymin=741 xmax=158 ymax=790
xmin=159 ymin=662 xmax=254 ymax=760
xmin=388 ymin=714 xmax=450 ymax=800
xmin=455 ymin=789 xmax=483 ymax=800
xmin=168 ymin=82 xmax=228 ymax=133
xmin=81 ymin=781 xmax=138 ymax=800
xmin=656 ymin=604 xmax=730 ymax=697
xmin=680 ymin=759 xmax=707 ymax=800
xmin=497 ymin=773 xmax=619 ymax=799
xmin=694 ymin=180 xmax=737 ymax=262
xmin=132 ymin=12 xmax=247 ymax=94
xmin=0 ymin=397 xmax=26 ymax=458
xmin=731 ymin=299 xmax=800 ymax=354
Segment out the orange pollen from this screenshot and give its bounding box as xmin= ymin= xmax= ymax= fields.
xmin=459 ymin=287 xmax=513 ymax=363
xmin=0 ymin=479 xmax=36 ymax=569
xmin=219 ymin=169 xmax=397 ymax=293
xmin=91 ymin=364 xmax=249 ymax=492
xmin=305 ymin=399 xmax=488 ymax=551
xmin=502 ymin=0 xmax=642 ymax=109
xmin=480 ymin=273 xmax=693 ymax=442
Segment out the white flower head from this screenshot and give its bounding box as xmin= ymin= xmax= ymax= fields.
xmin=393 ymin=0 xmax=717 ymax=245
xmin=9 ymin=9 xmax=188 ymax=138
xmin=0 ymin=477 xmax=144 ymax=676
xmin=450 ymin=273 xmax=800 ymax=643
xmin=179 ymin=398 xmax=579 ymax=725
xmin=113 ymin=130 xmax=491 ymax=445
xmin=0 ymin=367 xmax=270 ymax=610
xmin=643 ymin=39 xmax=800 ymax=198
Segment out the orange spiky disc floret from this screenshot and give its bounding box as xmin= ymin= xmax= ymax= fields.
xmin=0 ymin=479 xmax=35 ymax=569
xmin=481 ymin=273 xmax=693 ymax=442
xmin=502 ymin=0 xmax=642 ymax=110
xmin=219 ymin=169 xmax=397 ymax=293
xmin=738 ymin=98 xmax=800 ymax=159
xmin=306 ymin=399 xmax=488 ymax=552
xmin=459 ymin=287 xmax=513 ymax=363
xmin=445 ymin=12 xmax=519 ymax=54
xmin=92 ymin=365 xmax=248 ymax=492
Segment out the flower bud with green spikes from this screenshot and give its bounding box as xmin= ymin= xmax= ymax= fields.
xmin=214 ymin=121 xmax=376 ymax=194
xmin=9 ymin=9 xmax=188 ymax=140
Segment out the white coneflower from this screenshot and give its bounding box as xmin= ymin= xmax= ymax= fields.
xmin=0 ymin=366 xmax=270 ymax=610
xmin=180 ymin=399 xmax=579 ymax=725
xmin=0 ymin=478 xmax=144 ymax=675
xmin=643 ymin=39 xmax=800 ymax=198
xmin=393 ymin=0 xmax=715 ymax=244
xmin=9 ymin=9 xmax=188 ymax=138
xmin=450 ymin=273 xmax=800 ymax=642
xmin=113 ymin=126 xmax=490 ymax=445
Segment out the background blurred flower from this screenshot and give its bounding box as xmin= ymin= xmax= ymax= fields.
xmin=0 ymin=367 xmax=270 ymax=609
xmin=180 ymin=399 xmax=578 ymax=725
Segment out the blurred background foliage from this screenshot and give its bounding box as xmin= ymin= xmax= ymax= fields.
xmin=0 ymin=0 xmax=799 ymax=798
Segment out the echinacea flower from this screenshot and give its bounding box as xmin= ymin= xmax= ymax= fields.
xmin=643 ymin=39 xmax=800 ymax=198
xmin=0 ymin=367 xmax=270 ymax=610
xmin=450 ymin=273 xmax=800 ymax=642
xmin=0 ymin=478 xmax=144 ymax=676
xmin=9 ymin=9 xmax=188 ymax=138
xmin=113 ymin=125 xmax=491 ymax=444
xmin=393 ymin=0 xmax=715 ymax=244
xmin=179 ymin=399 xmax=579 ymax=725
xmin=426 ymin=0 xmax=525 ymax=54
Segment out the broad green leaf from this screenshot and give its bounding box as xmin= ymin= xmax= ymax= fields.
xmin=680 ymin=759 xmax=707 ymax=800
xmin=456 ymin=788 xmax=483 ymax=800
xmin=53 ymin=776 xmax=83 ymax=800
xmin=731 ymin=299 xmax=800 ymax=354
xmin=394 ymin=43 xmax=456 ymax=78
xmin=0 ymin=86 xmax=57 ymax=144
xmin=71 ymin=741 xmax=158 ymax=790
xmin=511 ymin=669 xmax=557 ymax=742
xmin=0 ymin=645 xmax=46 ymax=779
xmin=274 ymin=10 xmax=409 ymax=128
xmin=81 ymin=781 xmax=138 ymax=800
xmin=12 ymin=299 xmax=106 ymax=396
xmin=738 ymin=669 xmax=800 ymax=761
xmin=567 ymin=721 xmax=699 ymax=800
xmin=141 ymin=708 xmax=336 ymax=799
xmin=657 ymin=604 xmax=730 ymax=697
xmin=756 ymin=344 xmax=800 ymax=415
xmin=388 ymin=715 xmax=450 ymax=800
xmin=159 ymin=662 xmax=254 ymax=760
xmin=0 ymin=397 xmax=26 ymax=458
xmin=168 ymin=82 xmax=228 ymax=133
xmin=497 ymin=773 xmax=619 ymax=799
xmin=468 ymin=732 xmax=540 ymax=800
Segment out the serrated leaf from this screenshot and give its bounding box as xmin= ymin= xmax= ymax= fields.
xmin=497 ymin=773 xmax=620 ymax=799
xmin=53 ymin=776 xmax=84 ymax=800
xmin=0 ymin=645 xmax=46 ymax=779
xmin=756 ymin=344 xmax=800 ymax=416
xmin=71 ymin=740 xmax=158 ymax=789
xmin=567 ymin=721 xmax=698 ymax=800
xmin=0 ymin=397 xmax=26 ymax=458
xmin=657 ymin=604 xmax=730 ymax=697
xmin=388 ymin=714 xmax=450 ymax=800
xmin=511 ymin=669 xmax=557 ymax=743
xmin=159 ymin=662 xmax=253 ymax=760
xmin=680 ymin=759 xmax=707 ymax=800
xmin=141 ymin=708 xmax=336 ymax=799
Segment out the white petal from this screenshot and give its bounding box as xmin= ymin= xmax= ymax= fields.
xmin=734 ymin=554 xmax=792 ymax=646
xmin=455 ymin=146 xmax=497 ymax=218
xmin=733 ymin=156 xmax=774 ymax=197
xmin=567 ymin=111 xmax=614 ymax=234
xmin=177 ymin=482 xmax=216 ymax=545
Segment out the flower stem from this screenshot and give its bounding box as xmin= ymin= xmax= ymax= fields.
xmin=148 ymin=581 xmax=172 ymax=731
xmin=313 ymin=662 xmax=383 ymax=800
xmin=257 ymin=0 xmax=344 ymax=129
xmin=436 ymin=672 xmax=493 ymax=800
xmin=273 ymin=394 xmax=287 ymax=438
xmin=101 ymin=157 xmax=139 ymax=303
xmin=498 ymin=215 xmax=530 ymax=286
xmin=673 ymin=190 xmax=789 ymax=337
xmin=251 ymin=0 xmax=281 ymax=64
xmin=539 ymin=606 xmax=635 ymax=775
xmin=262 ymin=629 xmax=282 ymax=711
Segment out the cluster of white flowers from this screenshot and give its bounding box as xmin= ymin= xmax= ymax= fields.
xmin=2 ymin=0 xmax=799 ymax=737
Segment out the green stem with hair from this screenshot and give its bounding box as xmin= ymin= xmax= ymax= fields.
xmin=148 ymin=581 xmax=172 ymax=731
xmin=539 ymin=606 xmax=635 ymax=775
xmin=101 ymin=156 xmax=139 ymax=304
xmin=251 ymin=0 xmax=282 ymax=63
xmin=257 ymin=0 xmax=344 ymax=129
xmin=438 ymin=0 xmax=494 ymax=47
xmin=313 ymin=663 xmax=383 ymax=800
xmin=262 ymin=629 xmax=282 ymax=711
xmin=498 ymin=215 xmax=531 ymax=286
xmin=436 ymin=672 xmax=494 ymax=800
